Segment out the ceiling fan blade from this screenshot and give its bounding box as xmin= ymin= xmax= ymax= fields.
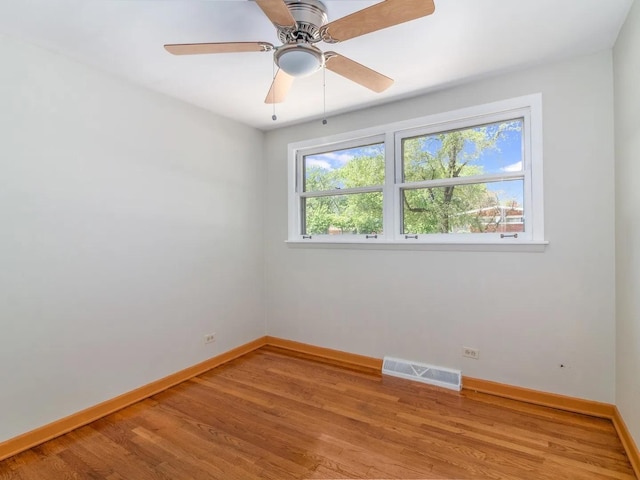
xmin=164 ymin=42 xmax=273 ymax=55
xmin=255 ymin=0 xmax=297 ymax=28
xmin=322 ymin=0 xmax=435 ymax=43
xmin=325 ymin=52 xmax=393 ymax=93
xmin=265 ymin=69 xmax=295 ymax=104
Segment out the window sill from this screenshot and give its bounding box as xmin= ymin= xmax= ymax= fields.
xmin=285 ymin=240 xmax=549 ymax=252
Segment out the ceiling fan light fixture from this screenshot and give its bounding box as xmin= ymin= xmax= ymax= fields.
xmin=275 ymin=44 xmax=323 ymax=77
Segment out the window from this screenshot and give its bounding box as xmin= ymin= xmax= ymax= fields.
xmin=288 ymin=94 xmax=545 ymax=248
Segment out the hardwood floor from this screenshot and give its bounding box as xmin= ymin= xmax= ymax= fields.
xmin=0 ymin=346 xmax=635 ymax=479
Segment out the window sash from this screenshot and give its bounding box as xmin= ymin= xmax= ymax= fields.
xmin=398 ymin=171 xmax=524 ymax=190
xmin=300 ymin=185 xmax=382 ymax=198
xmin=296 ymin=135 xmax=385 ymax=196
xmin=399 ymin=118 xmax=525 ymax=183
xmin=400 ymin=179 xmax=526 ymax=236
xmin=301 ymin=191 xmax=384 ymax=236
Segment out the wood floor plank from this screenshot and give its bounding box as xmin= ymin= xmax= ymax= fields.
xmin=0 ymin=346 xmax=635 ymax=479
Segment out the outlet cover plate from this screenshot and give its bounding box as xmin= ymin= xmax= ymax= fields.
xmin=462 ymin=346 xmax=479 ymax=359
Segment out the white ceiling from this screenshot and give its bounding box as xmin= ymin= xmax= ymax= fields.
xmin=0 ymin=0 xmax=633 ymax=130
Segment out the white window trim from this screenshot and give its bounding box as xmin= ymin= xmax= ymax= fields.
xmin=287 ymin=94 xmax=547 ymax=251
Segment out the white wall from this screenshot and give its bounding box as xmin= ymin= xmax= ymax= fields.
xmin=614 ymin=0 xmax=640 ymax=447
xmin=265 ymin=51 xmax=616 ymax=403
xmin=0 ymin=35 xmax=265 ymax=442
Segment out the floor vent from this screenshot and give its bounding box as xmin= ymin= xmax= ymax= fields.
xmin=382 ymin=356 xmax=462 ymax=391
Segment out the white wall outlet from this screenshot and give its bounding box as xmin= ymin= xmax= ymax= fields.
xmin=204 ymin=333 xmax=216 ymax=344
xmin=463 ymin=346 xmax=480 ymax=359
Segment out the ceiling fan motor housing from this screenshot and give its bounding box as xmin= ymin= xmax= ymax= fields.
xmin=278 ymin=0 xmax=328 ymax=43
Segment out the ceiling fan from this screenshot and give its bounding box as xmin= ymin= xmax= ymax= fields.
xmin=164 ymin=0 xmax=436 ymax=104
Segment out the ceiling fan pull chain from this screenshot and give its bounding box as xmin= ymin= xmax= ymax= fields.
xmin=322 ymin=62 xmax=327 ymax=125
xmin=272 ymin=60 xmax=277 ymax=121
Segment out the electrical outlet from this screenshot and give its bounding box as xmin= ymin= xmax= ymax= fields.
xmin=462 ymin=346 xmax=479 ymax=360
xmin=204 ymin=333 xmax=216 ymax=344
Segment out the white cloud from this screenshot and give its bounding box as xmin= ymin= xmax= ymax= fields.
xmin=306 ymin=159 xmax=333 ymax=170
xmin=501 ymin=161 xmax=522 ymax=172
xmin=314 ymin=152 xmax=354 ymax=165
xmin=307 ymin=144 xmax=382 ymax=168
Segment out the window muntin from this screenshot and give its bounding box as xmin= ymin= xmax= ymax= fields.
xmin=288 ymin=95 xmax=543 ymax=246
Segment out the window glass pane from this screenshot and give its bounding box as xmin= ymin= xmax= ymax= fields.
xmin=304 ymin=143 xmax=385 ymax=192
xmin=402 ymin=179 xmax=524 ymax=234
xmin=303 ymin=192 xmax=383 ymax=235
xmin=402 ymin=119 xmax=523 ymax=183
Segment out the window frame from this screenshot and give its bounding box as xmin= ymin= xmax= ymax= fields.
xmin=287 ymin=94 xmax=546 ymax=250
